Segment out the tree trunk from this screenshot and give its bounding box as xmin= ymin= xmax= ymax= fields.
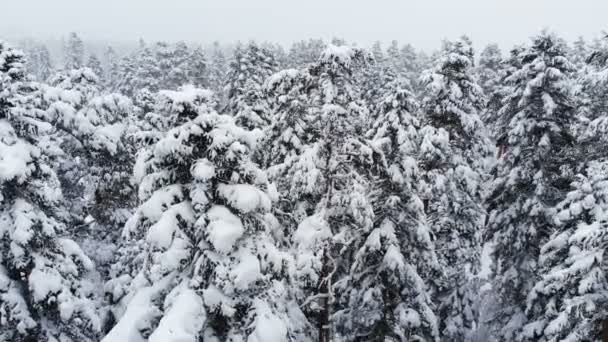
xmin=602 ymin=319 xmax=608 ymax=342
xmin=319 ymin=251 xmax=331 ymax=342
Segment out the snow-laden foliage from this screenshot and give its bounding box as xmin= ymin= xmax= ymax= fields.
xmin=418 ymin=36 xmax=493 ymax=341
xmin=6 ymin=29 xmax=608 ymax=342
xmin=347 ymin=79 xmax=440 ymax=341
xmin=104 ymin=86 xmax=308 ymax=342
xmin=0 ymin=40 xmax=101 ymax=342
xmin=225 ymin=41 xmax=278 ymax=130
xmin=485 ymin=31 xmax=578 ymax=341
xmin=526 ymin=161 xmax=608 ymax=341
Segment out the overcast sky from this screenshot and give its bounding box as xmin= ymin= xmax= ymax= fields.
xmin=1 ymin=0 xmax=606 ymax=51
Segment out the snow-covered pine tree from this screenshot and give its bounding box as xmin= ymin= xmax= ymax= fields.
xmin=359 ymin=42 xmax=398 ymax=119
xmin=64 ymin=32 xmax=85 ymax=71
xmin=165 ymin=41 xmax=191 ymax=89
xmin=103 ymin=46 xmax=120 ymax=90
xmin=296 ymin=45 xmax=377 ymax=342
xmin=261 ymin=45 xmax=383 ymax=341
xmin=400 ymin=43 xmax=423 ymax=93
xmin=0 ymin=40 xmax=101 ymax=342
xmin=386 ymin=40 xmax=403 ymax=76
xmin=258 ymin=68 xmax=316 ymax=169
xmin=104 ymin=85 xmax=309 ymax=342
xmin=523 ymin=34 xmax=608 ymax=342
xmin=225 ymin=41 xmax=277 ymax=130
xmin=287 ymin=39 xmax=326 ymax=69
xmin=484 ymin=31 xmax=578 ymax=341
xmin=207 ymin=41 xmax=228 ymax=95
xmin=569 ymin=36 xmax=590 ymax=69
xmin=524 ymin=159 xmax=608 ymax=341
xmin=188 ymin=46 xmax=208 ymax=88
xmin=477 ymin=44 xmax=503 ymax=101
xmin=114 ymin=55 xmax=138 ymax=97
xmin=577 ymin=35 xmax=608 ymax=123
xmin=338 ymin=78 xmax=440 ymax=341
xmin=476 ymin=43 xmax=505 ymax=138
xmin=25 ymin=43 xmax=53 ymax=82
xmin=483 ymin=44 xmax=526 ymax=145
xmin=133 ymin=45 xmax=161 ymax=94
xmin=418 ymin=36 xmax=493 ymax=341
xmin=86 ymin=53 xmax=104 ymax=80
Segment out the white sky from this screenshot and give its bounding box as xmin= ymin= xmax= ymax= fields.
xmin=1 ymin=0 xmax=606 ymax=51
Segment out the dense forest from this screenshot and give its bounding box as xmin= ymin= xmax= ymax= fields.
xmin=1 ymin=30 xmax=608 ymax=342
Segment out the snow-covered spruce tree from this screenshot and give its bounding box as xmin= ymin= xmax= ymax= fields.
xmin=476 ymin=44 xmax=503 ymax=103
xmin=103 ymin=88 xmax=216 ymax=319
xmin=359 ymin=43 xmax=398 ymax=118
xmin=524 ymin=159 xmax=608 ymax=341
xmin=188 ymin=46 xmax=208 ymax=88
xmin=103 ymin=46 xmax=120 ymax=90
xmin=386 ymin=40 xmax=403 ymax=75
xmin=207 ymin=41 xmax=228 ymax=95
xmin=104 ymin=85 xmax=309 ymax=342
xmin=286 ymin=39 xmax=326 ymax=69
xmin=44 ymin=68 xmax=104 ymax=219
xmin=38 ymin=67 xmax=138 ymax=284
xmin=133 ymin=45 xmax=161 ymax=94
xmin=64 ymin=32 xmax=85 ymax=71
xmin=0 ymin=41 xmax=101 ymax=342
xmin=577 ymin=36 xmax=608 ymax=123
xmin=289 ymin=45 xmax=377 ymax=342
xmin=522 ymin=36 xmax=608 ymax=342
xmin=484 ymin=32 xmax=578 ymax=341
xmin=225 ymin=41 xmax=277 ymax=129
xmin=263 ymin=45 xmax=417 ymax=341
xmin=257 ymin=68 xmax=316 ymax=171
xmin=418 ymin=36 xmax=493 ymax=341
xmin=569 ymin=36 xmax=590 ymax=69
xmin=483 ymin=45 xmax=526 ymax=144
xmin=86 ymin=53 xmax=104 ymax=81
xmin=339 ymin=78 xmax=440 ymax=341
xmin=25 ymin=43 xmax=53 ymax=82
xmin=400 ymin=43 xmax=424 ymax=93
xmin=114 ymin=54 xmax=139 ymax=97
xmin=152 ymin=41 xmax=192 ymax=91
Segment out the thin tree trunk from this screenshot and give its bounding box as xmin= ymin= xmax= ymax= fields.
xmin=319 ymin=250 xmax=331 ymax=342
xmin=602 ymin=319 xmax=608 ymax=342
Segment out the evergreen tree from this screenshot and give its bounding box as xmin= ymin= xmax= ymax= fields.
xmin=104 ymin=86 xmax=309 ymax=342
xmin=104 ymin=46 xmax=120 ymax=90
xmin=338 ymin=79 xmax=440 ymax=341
xmin=207 ymin=41 xmax=228 ymax=95
xmin=0 ymin=40 xmax=101 ymax=342
xmin=400 ymin=43 xmax=423 ymax=92
xmin=133 ymin=46 xmax=161 ymax=93
xmin=386 ymin=40 xmax=403 ymax=75
xmin=577 ymin=36 xmax=608 ymax=122
xmin=86 ymin=53 xmax=104 ymax=79
xmin=525 ymin=160 xmax=608 ymax=341
xmin=225 ymin=42 xmax=277 ymax=129
xmin=569 ymin=36 xmax=589 ymax=69
xmin=262 ymin=45 xmax=382 ymax=341
xmin=188 ymin=46 xmax=208 ymax=88
xmin=64 ymin=32 xmax=85 ymax=70
xmin=477 ymin=43 xmax=504 ymax=137
xmin=477 ymin=44 xmax=503 ymax=99
xmin=524 ymin=34 xmax=608 ymax=342
xmin=359 ymin=42 xmax=398 ymax=117
xmin=115 ymin=55 xmax=138 ymax=97
xmin=418 ymin=36 xmax=492 ymax=341
xmin=485 ymin=31 xmax=577 ymax=341
xmin=166 ymin=41 xmax=191 ymax=89
xmin=25 ymin=43 xmax=53 ymax=82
